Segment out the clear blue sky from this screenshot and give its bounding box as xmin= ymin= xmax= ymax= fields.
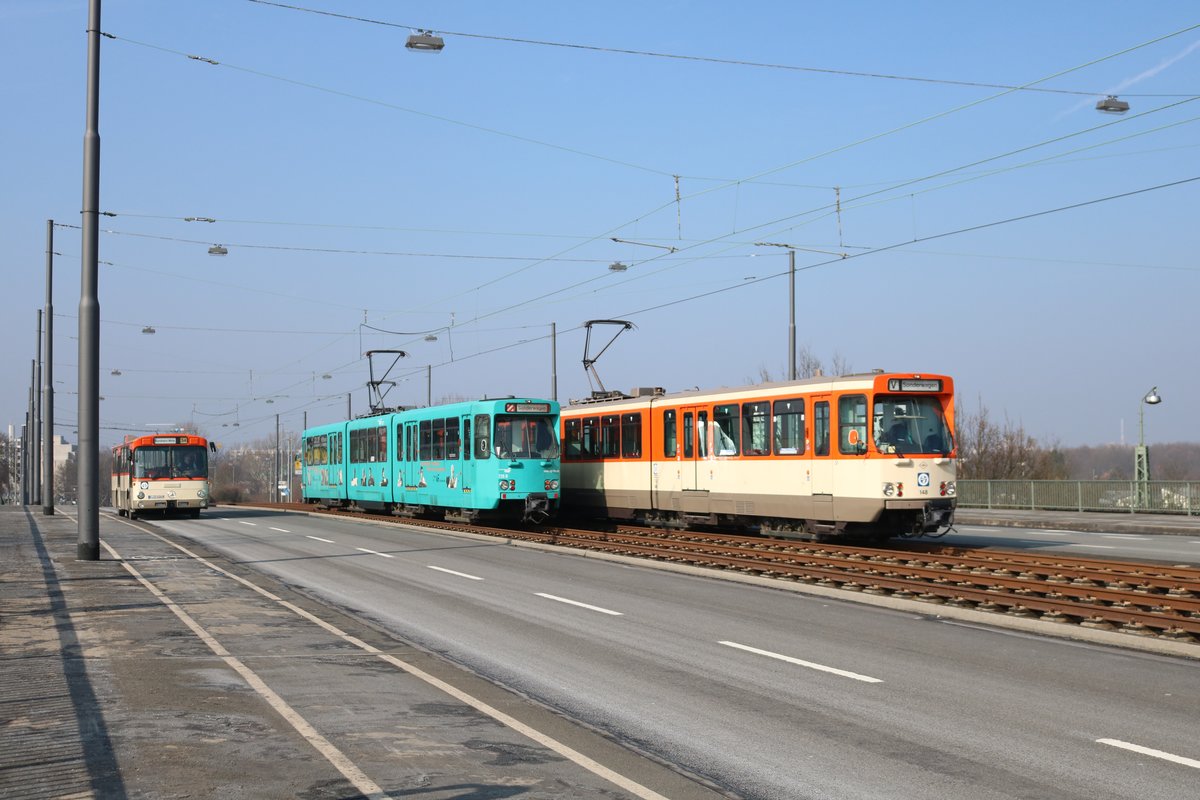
xmin=2 ymin=1 xmax=1197 ymax=450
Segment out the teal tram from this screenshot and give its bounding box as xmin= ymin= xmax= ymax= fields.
xmin=301 ymin=398 xmax=561 ymax=523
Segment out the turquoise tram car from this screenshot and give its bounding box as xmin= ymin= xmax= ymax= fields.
xmin=301 ymin=398 xmax=561 ymax=523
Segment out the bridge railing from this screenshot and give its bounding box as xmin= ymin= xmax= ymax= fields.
xmin=957 ymin=480 xmax=1198 ymax=516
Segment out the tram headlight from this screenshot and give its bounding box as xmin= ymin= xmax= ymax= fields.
xmin=499 ymin=479 xmax=513 ymax=491
xmin=940 ymin=481 xmax=956 ymax=497
xmin=882 ymin=482 xmax=895 ymax=497
xmin=545 ymin=479 xmax=559 ymax=491
xmin=136 ymin=491 xmax=145 ymax=500
xmin=140 ymin=481 xmax=149 ymax=490
xmin=197 ymin=488 xmax=207 ymax=499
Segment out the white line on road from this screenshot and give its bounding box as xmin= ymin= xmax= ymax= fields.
xmin=307 ymin=535 xmax=335 ymax=544
xmin=1025 ymin=531 xmax=1070 ymax=537
xmin=1096 ymin=738 xmax=1200 ymax=769
xmin=428 ymin=565 xmax=483 ymax=581
xmin=719 ymin=641 xmax=884 ymax=683
xmin=1100 ymin=534 xmax=1148 ymax=540
xmin=535 ymin=593 xmax=623 ymax=616
xmin=1068 ymin=544 xmax=1116 ymax=549
xmin=269 ymin=527 xmax=291 ymax=533
xmin=238 ymin=521 xmax=257 ymax=526
xmin=356 ymin=547 xmax=394 ymax=559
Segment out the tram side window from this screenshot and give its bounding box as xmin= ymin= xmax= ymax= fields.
xmin=814 ymin=402 xmax=830 ymax=456
xmin=474 ymin=414 xmax=491 ymax=460
xmin=663 ymin=409 xmax=678 ymax=458
xmin=419 ymin=420 xmax=433 ymax=460
xmin=377 ymin=425 xmax=388 ymax=462
xmin=742 ymin=402 xmax=770 ymax=456
xmin=684 ymin=412 xmax=695 ymax=459
xmin=430 ymin=418 xmax=445 ymax=460
xmin=446 ymin=418 xmax=461 ymax=459
xmin=564 ymin=418 xmax=583 ymax=461
xmin=773 ymin=398 xmax=805 ymax=455
xmin=463 ymin=418 xmax=471 ymax=460
xmin=581 ymin=416 xmax=600 ymax=459
xmin=331 ymin=432 xmax=342 ymax=464
xmin=601 ymin=415 xmax=620 ymax=458
xmin=697 ymin=411 xmax=709 ymax=458
xmin=621 ymin=413 xmax=642 ymax=458
xmin=713 ymin=405 xmax=739 ymax=456
xmin=839 ymin=394 xmax=868 ymax=455
xmin=349 ymin=428 xmax=366 ymax=463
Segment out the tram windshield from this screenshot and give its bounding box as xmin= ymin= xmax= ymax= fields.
xmin=494 ymin=415 xmax=560 ymax=460
xmin=133 ymin=445 xmax=209 ymax=479
xmin=873 ymin=396 xmax=953 ymax=456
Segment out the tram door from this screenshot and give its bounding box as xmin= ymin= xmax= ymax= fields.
xmin=810 ymin=397 xmax=834 ymax=520
xmin=679 ymin=406 xmax=710 ymax=514
xmin=402 ymin=421 xmax=421 ymax=495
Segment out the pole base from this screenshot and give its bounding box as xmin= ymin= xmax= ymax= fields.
xmin=77 ymin=542 xmax=100 ymax=561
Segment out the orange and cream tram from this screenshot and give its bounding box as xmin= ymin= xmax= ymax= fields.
xmin=560 ymin=372 xmax=956 ymax=540
xmin=111 ymin=433 xmax=213 ymax=519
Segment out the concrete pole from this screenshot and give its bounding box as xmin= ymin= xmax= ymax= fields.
xmin=34 ymin=315 xmax=42 ymax=505
xmin=788 ymin=248 xmax=796 ymax=382
xmin=77 ymin=0 xmax=102 ymax=560
xmin=550 ymin=322 xmax=557 ymax=402
xmin=44 ymin=220 xmax=55 ymax=515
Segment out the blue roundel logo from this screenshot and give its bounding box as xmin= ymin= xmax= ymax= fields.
xmin=917 ymin=472 xmax=931 ymax=487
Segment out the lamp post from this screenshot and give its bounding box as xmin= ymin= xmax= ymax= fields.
xmin=754 ymin=242 xmax=798 ymax=380
xmin=1134 ymin=386 xmax=1161 ymax=509
xmin=44 ymin=220 xmax=55 ymax=515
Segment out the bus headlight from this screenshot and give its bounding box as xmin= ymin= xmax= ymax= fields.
xmin=140 ymin=481 xmax=149 ymax=490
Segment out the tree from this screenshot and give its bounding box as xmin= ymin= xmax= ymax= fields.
xmin=955 ymin=399 xmax=1066 ymax=480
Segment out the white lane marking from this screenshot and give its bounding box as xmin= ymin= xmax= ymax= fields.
xmin=428 ymin=565 xmax=483 ymax=581
xmin=114 ymin=521 xmax=669 ymax=800
xmin=1025 ymin=531 xmax=1069 ymax=537
xmin=1096 ymin=738 xmax=1200 ymax=769
xmin=535 ymin=593 xmax=623 ymax=616
xmin=238 ymin=521 xmax=257 ymax=526
xmin=1191 ymin=541 xmax=1200 ymax=545
xmin=1068 ymin=544 xmax=1116 ymax=549
xmin=355 ymin=547 xmax=394 ymax=559
xmin=99 ymin=539 xmax=388 ymax=799
xmin=307 ymin=535 xmax=335 ymax=544
xmin=269 ymin=527 xmax=291 ymax=533
xmin=719 ymin=641 xmax=883 ymax=684
xmin=1100 ymin=534 xmax=1148 ymax=540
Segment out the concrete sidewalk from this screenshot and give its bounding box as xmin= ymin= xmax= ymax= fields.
xmin=0 ymin=505 xmax=716 ymax=800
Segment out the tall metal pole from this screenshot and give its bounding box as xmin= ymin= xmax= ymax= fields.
xmin=78 ymin=0 xmax=102 ymax=559
xmin=22 ymin=417 xmax=30 ymax=506
xmin=43 ymin=220 xmax=55 ymax=515
xmin=550 ymin=322 xmax=557 ymax=402
xmin=427 ymin=365 xmax=432 ymax=407
xmin=275 ymin=414 xmax=280 ymax=503
xmin=788 ymin=249 xmax=796 ymax=381
xmin=30 ymin=363 xmax=37 ymax=504
xmin=34 ymin=318 xmax=42 ymax=505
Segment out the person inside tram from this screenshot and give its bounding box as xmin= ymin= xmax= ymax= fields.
xmin=881 ymin=421 xmax=913 ymax=451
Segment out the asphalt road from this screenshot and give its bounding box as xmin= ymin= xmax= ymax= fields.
xmin=155 ymin=508 xmax=1200 ymax=800
xmin=929 ymin=523 xmax=1200 ymax=565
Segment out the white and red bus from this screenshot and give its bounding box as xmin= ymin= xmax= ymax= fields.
xmin=111 ymin=433 xmax=213 ymax=519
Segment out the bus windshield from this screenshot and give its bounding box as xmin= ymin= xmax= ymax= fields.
xmin=134 ymin=445 xmax=209 ymax=479
xmin=873 ymin=396 xmax=953 ymax=456
xmin=494 ymin=415 xmax=560 ymax=460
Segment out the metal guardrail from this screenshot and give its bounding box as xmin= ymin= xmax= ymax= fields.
xmin=957 ymin=480 xmax=1198 ymax=516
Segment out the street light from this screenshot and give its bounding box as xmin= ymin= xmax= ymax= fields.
xmin=754 ymin=242 xmax=798 ymax=380
xmin=406 ymin=30 xmax=445 ymax=51
xmin=1096 ymin=95 xmax=1130 ymax=114
xmin=1134 ymin=386 xmax=1162 ymax=509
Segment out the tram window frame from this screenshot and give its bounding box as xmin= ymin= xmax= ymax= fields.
xmin=419 ymin=420 xmax=433 ymax=460
xmin=446 ymin=418 xmax=461 ymax=460
xmin=463 ymin=418 xmax=471 ymax=460
xmin=377 ymin=425 xmax=388 ymax=462
xmin=474 ymin=414 xmax=491 ymax=460
xmin=564 ymin=418 xmax=583 ymax=461
xmin=600 ymin=415 xmax=620 ymax=459
xmin=581 ymin=416 xmax=600 ymax=459
xmin=621 ymin=413 xmax=642 ymax=458
xmin=742 ymin=402 xmax=770 ymax=456
xmin=349 ymin=427 xmax=367 ymax=463
xmin=697 ymin=411 xmax=709 ymax=458
xmin=683 ymin=412 xmax=694 ymax=459
xmin=814 ymin=402 xmax=831 ymax=457
xmin=663 ymin=409 xmax=678 ymax=458
xmin=838 ymin=394 xmax=868 ymax=455
xmin=431 ymin=418 xmax=446 ymax=460
xmin=713 ymin=404 xmax=739 ymax=456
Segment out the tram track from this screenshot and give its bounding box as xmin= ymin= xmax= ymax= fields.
xmin=262 ymin=503 xmax=1200 ymax=644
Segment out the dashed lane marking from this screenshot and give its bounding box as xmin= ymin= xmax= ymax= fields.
xmin=269 ymin=527 xmax=291 ymax=533
xmin=307 ymin=535 xmax=335 ymax=543
xmin=1068 ymin=544 xmax=1116 ymax=549
xmin=355 ymin=547 xmax=394 ymax=559
xmin=428 ymin=565 xmax=483 ymax=581
xmin=238 ymin=521 xmax=257 ymax=526
xmin=535 ymin=593 xmax=623 ymax=616
xmin=1096 ymin=738 xmax=1200 ymax=769
xmin=720 ymin=641 xmax=884 ymax=684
